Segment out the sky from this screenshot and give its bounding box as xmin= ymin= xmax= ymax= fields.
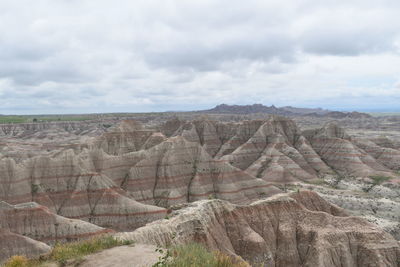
xmin=0 ymin=0 xmax=400 ymax=114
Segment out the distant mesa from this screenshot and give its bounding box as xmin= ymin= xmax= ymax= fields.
xmin=200 ymin=103 xmax=372 ymax=118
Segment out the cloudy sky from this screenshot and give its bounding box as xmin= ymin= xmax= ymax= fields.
xmin=1 ymin=0 xmax=400 ymax=114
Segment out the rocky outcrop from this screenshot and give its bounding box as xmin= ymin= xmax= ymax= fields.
xmin=165 ymin=117 xmax=333 ymax=183
xmin=0 ymin=124 xmax=281 ymax=228
xmin=0 ymin=150 xmax=167 ymax=231
xmin=91 ymin=120 xmax=164 ymax=155
xmin=0 ymin=121 xmax=107 ymax=138
xmin=0 ymin=201 xmax=112 ymax=244
xmin=121 ymin=136 xmax=281 ymax=207
xmin=304 ymin=123 xmax=398 ymax=178
xmin=202 ymin=104 xmax=294 ymax=115
xmin=199 ymin=104 xmax=372 ymax=119
xmin=353 ymin=138 xmax=400 ymax=170
xmin=117 ymin=191 xmax=400 ymax=267
xmin=0 ymin=229 xmax=51 ymax=264
xmin=1 ymin=116 xmax=400 ymax=264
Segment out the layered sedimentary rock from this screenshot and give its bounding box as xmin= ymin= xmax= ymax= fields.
xmin=164 ymin=117 xmax=333 ymax=183
xmin=0 ymin=201 xmax=112 ymax=245
xmin=0 ymin=229 xmax=51 ymax=264
xmin=120 ymin=136 xmax=281 ymax=207
xmin=2 ymin=116 xmax=400 ymax=264
xmin=0 ymin=150 xmax=167 ymax=231
xmin=117 ymin=191 xmax=400 ymax=267
xmin=0 ymin=122 xmax=281 ymax=229
xmin=91 ymin=120 xmax=165 ymax=155
xmin=353 ymin=138 xmax=400 ymax=170
xmin=85 ymin=135 xmax=281 ymax=208
xmin=164 ymin=117 xmax=400 ymax=182
xmin=0 ymin=121 xmax=107 ymax=138
xmin=303 ymin=123 xmax=398 ymax=177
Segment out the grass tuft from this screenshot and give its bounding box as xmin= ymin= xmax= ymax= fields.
xmin=50 ymin=235 xmax=132 ymax=265
xmin=303 ymin=179 xmax=328 ymax=186
xmin=153 ymin=243 xmax=249 ymax=267
xmin=2 ymin=235 xmax=133 ymax=267
xmin=369 ymin=175 xmax=391 ymax=185
xmin=3 ymin=256 xmax=29 ymax=267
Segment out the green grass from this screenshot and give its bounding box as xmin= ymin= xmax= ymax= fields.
xmin=0 ymin=116 xmax=28 ymax=123
xmin=2 ymin=235 xmax=133 ymax=267
xmin=50 ymin=236 xmax=133 ymax=265
xmin=303 ymin=179 xmax=327 ymax=186
xmin=368 ymin=112 xmax=400 ymax=117
xmin=37 ymin=116 xmax=92 ymax=122
xmin=153 ymin=243 xmax=249 ymax=267
xmin=0 ymin=115 xmax=93 ymax=124
xmin=369 ymin=175 xmax=391 ymax=185
xmin=363 ymin=175 xmax=392 ymax=192
xmin=3 ymin=256 xmax=30 ymax=267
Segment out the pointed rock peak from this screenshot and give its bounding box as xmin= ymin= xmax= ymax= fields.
xmin=161 ymin=118 xmax=187 ymax=137
xmin=263 ymin=115 xmax=299 ymax=131
xmin=320 ymin=122 xmax=349 ymax=139
xmin=112 ymin=120 xmax=144 ymax=133
xmin=163 ymin=135 xmax=191 ymax=145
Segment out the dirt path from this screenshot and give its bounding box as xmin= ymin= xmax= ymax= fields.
xmin=77 ymin=244 xmax=161 ymax=267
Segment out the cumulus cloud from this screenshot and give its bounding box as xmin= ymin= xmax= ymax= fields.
xmin=0 ymin=0 xmax=400 ymax=114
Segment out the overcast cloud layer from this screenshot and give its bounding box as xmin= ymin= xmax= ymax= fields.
xmin=1 ymin=0 xmax=400 ymax=114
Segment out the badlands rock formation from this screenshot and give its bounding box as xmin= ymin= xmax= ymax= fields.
xmin=117 ymin=191 xmax=400 ymax=267
xmin=0 ymin=201 xmax=112 ymax=244
xmin=162 ymin=116 xmax=400 ymax=182
xmin=0 ymin=229 xmax=51 ymax=264
xmin=303 ymin=122 xmax=397 ymax=178
xmin=1 ymin=115 xmax=399 ymax=265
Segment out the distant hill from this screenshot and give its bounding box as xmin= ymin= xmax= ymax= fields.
xmin=200 ymin=104 xmax=372 ymax=118
xmin=202 ymin=104 xmax=291 ymax=115
xmin=280 ymin=106 xmax=330 ymax=115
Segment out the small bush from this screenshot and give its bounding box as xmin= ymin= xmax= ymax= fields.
xmin=363 ymin=175 xmax=392 ymax=192
xmin=369 ymin=175 xmax=391 ymax=185
xmin=305 ymin=179 xmax=327 ymax=186
xmin=3 ymin=256 xmax=29 ymax=267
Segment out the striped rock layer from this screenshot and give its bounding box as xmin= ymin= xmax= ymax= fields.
xmin=165 ymin=117 xmax=400 ymax=180
xmin=303 ymin=122 xmax=399 ymax=178
xmin=1 ymin=117 xmax=400 ymax=263
xmin=117 ymin=191 xmax=400 ymax=267
xmin=0 ymin=200 xmax=116 ymax=263
xmin=0 ymin=121 xmax=283 ymax=260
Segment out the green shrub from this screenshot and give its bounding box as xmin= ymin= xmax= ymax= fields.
xmin=369 ymin=175 xmax=391 ymax=185
xmin=49 ymin=235 xmax=132 ymax=265
xmin=3 ymin=256 xmax=29 ymax=267
xmin=304 ymin=179 xmax=327 ymax=186
xmin=363 ymin=175 xmax=392 ymax=192
xmin=152 ymin=243 xmax=249 ymax=267
xmin=2 ymin=236 xmax=133 ymax=267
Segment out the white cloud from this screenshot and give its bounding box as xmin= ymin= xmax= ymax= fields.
xmin=0 ymin=0 xmax=399 ymax=114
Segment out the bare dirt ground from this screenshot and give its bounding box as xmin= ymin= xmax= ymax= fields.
xmin=76 ymin=244 xmax=160 ymax=267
